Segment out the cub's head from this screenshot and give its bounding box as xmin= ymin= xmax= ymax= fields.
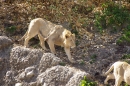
xmin=63 ymin=30 xmax=76 ymax=48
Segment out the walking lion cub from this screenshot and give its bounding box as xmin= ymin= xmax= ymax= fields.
xmin=19 ymin=18 xmax=76 ymax=63
xmin=104 ymin=61 xmax=130 ymax=86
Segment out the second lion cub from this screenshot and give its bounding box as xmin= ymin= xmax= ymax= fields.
xmin=104 ymin=61 xmax=130 ymax=86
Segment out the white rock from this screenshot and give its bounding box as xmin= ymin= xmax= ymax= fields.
xmin=15 ymin=83 xmax=23 ymax=86
xmin=25 ymin=66 xmax=35 ymax=73
xmin=26 ymin=70 xmax=34 ymax=78
xmin=37 ymin=65 xmax=91 ymax=86
xmin=19 ymin=72 xmax=26 ymax=80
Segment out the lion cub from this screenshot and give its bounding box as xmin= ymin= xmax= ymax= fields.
xmin=104 ymin=61 xmax=130 ymax=86
xmin=19 ymin=18 xmax=76 ymax=63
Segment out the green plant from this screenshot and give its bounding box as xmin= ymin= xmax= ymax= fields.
xmin=122 ymin=82 xmax=129 ymax=86
xmin=32 ymin=44 xmax=39 ymax=48
xmin=94 ymin=1 xmax=130 ymax=33
xmin=71 ymin=29 xmax=79 ymax=35
xmin=6 ymin=26 xmax=16 ymax=33
xmin=125 ymin=83 xmax=129 ymax=86
xmin=89 ymin=54 xmax=97 ymax=64
xmin=79 ymin=60 xmax=85 ymax=65
xmin=80 ymin=76 xmax=97 ymax=86
xmin=78 ymin=18 xmax=89 ymax=28
xmin=48 ymin=4 xmax=64 ymax=21
xmin=59 ymin=62 xmax=66 ymax=66
xmin=116 ymin=25 xmax=130 ymax=45
xmin=90 ymin=54 xmax=97 ymax=59
xmin=75 ymin=40 xmax=80 ymax=46
xmin=122 ymin=54 xmax=130 ymax=59
xmin=116 ymin=39 xmax=123 ymax=45
xmin=94 ymin=14 xmax=106 ymax=33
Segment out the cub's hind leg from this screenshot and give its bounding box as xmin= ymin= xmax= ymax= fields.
xmin=115 ymin=76 xmax=123 ymax=86
xmin=24 ymin=29 xmax=38 ymax=47
xmin=104 ymin=73 xmax=115 ymax=84
xmin=24 ymin=33 xmax=37 ymax=48
xmin=24 ymin=36 xmax=30 ymax=48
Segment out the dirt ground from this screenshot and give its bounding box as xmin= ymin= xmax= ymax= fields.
xmin=0 ymin=1 xmax=130 ymax=86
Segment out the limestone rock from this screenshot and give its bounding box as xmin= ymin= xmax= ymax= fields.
xmin=0 ymin=36 xmax=13 ymax=50
xmin=10 ymin=46 xmax=43 ymax=70
xmin=26 ymin=70 xmax=34 ymax=79
xmin=39 ymin=53 xmax=62 ymax=73
xmin=19 ymin=71 xmax=26 ymax=80
xmin=37 ymin=65 xmax=90 ymax=86
xmin=15 ymin=83 xmax=23 ymax=86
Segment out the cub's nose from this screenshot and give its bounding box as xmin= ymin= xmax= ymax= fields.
xmin=71 ymin=45 xmax=76 ymax=48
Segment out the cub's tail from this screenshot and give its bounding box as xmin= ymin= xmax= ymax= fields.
xmin=18 ymin=31 xmax=27 ymax=42
xmin=105 ymin=63 xmax=114 ymax=75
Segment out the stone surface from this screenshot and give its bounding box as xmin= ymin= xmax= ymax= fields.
xmin=0 ymin=42 xmax=89 ymax=86
xmin=0 ymin=36 xmax=13 ymax=50
xmin=10 ymin=46 xmax=43 ymax=70
xmin=38 ymin=53 xmax=62 ymax=73
xmin=37 ymin=65 xmax=90 ymax=86
xmin=0 ymin=34 xmax=127 ymax=86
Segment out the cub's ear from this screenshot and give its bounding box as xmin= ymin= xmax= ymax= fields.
xmin=65 ymin=34 xmax=69 ymax=39
xmin=65 ymin=35 xmax=69 ymax=39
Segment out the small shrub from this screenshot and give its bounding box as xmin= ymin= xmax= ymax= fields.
xmin=94 ymin=1 xmax=130 ymax=33
xmin=90 ymin=54 xmax=97 ymax=59
xmin=116 ymin=25 xmax=130 ymax=45
xmin=76 ymin=40 xmax=79 ymax=46
xmin=122 ymin=82 xmax=129 ymax=86
xmin=122 ymin=54 xmax=130 ymax=59
xmin=6 ymin=26 xmax=16 ymax=33
xmin=80 ymin=76 xmax=97 ymax=86
xmin=71 ymin=29 xmax=79 ymax=35
xmin=116 ymin=39 xmax=124 ymax=45
xmin=59 ymin=62 xmax=66 ymax=66
xmin=79 ymin=60 xmax=85 ymax=65
xmin=89 ymin=54 xmax=97 ymax=64
xmin=125 ymin=83 xmax=129 ymax=86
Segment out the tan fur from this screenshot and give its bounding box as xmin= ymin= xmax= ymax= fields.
xmin=104 ymin=61 xmax=130 ymax=86
xmin=19 ymin=18 xmax=76 ymax=63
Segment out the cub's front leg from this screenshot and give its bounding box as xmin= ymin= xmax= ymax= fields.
xmin=64 ymin=47 xmax=75 ymax=63
xmin=47 ymin=39 xmax=56 ymax=54
xmin=38 ymin=33 xmax=47 ymax=50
